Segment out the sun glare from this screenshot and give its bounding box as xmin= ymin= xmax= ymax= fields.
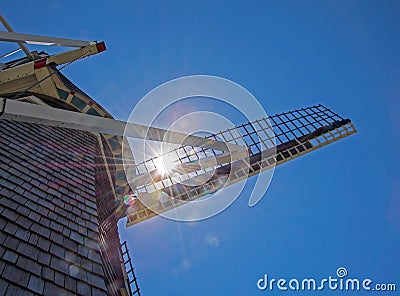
xmin=153 ymin=153 xmax=176 ymax=175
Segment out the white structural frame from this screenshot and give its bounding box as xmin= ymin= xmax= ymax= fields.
xmin=0 ymin=31 xmax=91 ymax=48
xmin=0 ymin=97 xmax=246 ymax=154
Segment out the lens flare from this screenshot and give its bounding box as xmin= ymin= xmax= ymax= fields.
xmin=123 ymin=194 xmax=137 ymax=206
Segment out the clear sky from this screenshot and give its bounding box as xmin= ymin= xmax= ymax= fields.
xmin=1 ymin=1 xmax=399 ymax=295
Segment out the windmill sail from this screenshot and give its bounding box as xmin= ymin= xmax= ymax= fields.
xmin=124 ymin=104 xmax=356 ymax=226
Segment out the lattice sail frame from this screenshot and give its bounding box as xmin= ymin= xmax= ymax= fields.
xmin=125 ymin=104 xmax=357 ymax=226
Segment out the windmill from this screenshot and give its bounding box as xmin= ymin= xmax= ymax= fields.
xmin=0 ymin=14 xmax=356 ymax=296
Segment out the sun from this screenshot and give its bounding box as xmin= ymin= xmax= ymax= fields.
xmin=153 ymin=153 xmax=176 ymax=175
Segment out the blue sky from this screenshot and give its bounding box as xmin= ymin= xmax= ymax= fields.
xmin=1 ymin=1 xmax=399 ymax=295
